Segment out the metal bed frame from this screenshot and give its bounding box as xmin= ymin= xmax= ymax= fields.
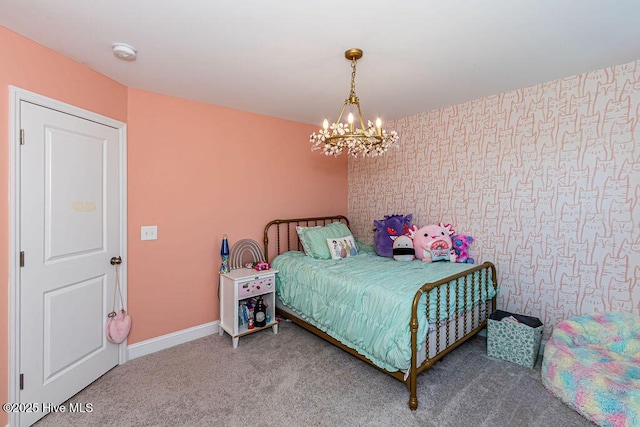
xmin=264 ymin=215 xmax=497 ymax=410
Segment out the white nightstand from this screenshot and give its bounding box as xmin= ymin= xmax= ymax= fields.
xmin=219 ymin=268 xmax=278 ymax=348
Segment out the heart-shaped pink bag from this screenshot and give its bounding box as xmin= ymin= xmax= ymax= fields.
xmin=107 ymin=309 xmax=132 ymax=344
xmin=106 ymin=258 xmax=131 ymax=344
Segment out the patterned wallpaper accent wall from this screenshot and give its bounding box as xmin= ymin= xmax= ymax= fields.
xmin=348 ymin=59 xmax=640 ymax=334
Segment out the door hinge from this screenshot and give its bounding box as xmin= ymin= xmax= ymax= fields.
xmin=20 ymin=251 xmax=24 ymax=267
xmin=19 ymin=373 xmax=24 ymax=390
xmin=20 ymin=129 xmax=24 ymax=145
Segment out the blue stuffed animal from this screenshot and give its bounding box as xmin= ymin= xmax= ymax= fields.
xmin=451 ymin=234 xmax=474 ymax=263
xmin=373 ymin=214 xmax=413 ymax=257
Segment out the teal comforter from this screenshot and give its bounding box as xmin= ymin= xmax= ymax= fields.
xmin=273 ymin=243 xmax=496 ymax=372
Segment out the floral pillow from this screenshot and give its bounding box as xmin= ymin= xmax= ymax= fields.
xmin=326 ymin=235 xmax=359 ymax=260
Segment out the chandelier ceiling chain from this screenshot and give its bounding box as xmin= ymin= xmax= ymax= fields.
xmin=309 ymin=48 xmax=399 ymax=158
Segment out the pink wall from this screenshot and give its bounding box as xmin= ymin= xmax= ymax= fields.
xmin=1 ymin=25 xmax=347 ymax=424
xmin=349 ymin=59 xmax=640 ymax=336
xmin=127 ymin=89 xmax=347 ymax=343
xmin=0 ymin=25 xmax=128 ymax=425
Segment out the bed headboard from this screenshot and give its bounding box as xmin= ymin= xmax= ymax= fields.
xmin=263 ymin=215 xmax=349 ymax=262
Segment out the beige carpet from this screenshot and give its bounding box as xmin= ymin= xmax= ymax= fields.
xmin=36 ymin=321 xmax=594 ymax=426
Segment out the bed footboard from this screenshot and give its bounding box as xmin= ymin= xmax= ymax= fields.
xmin=408 ymin=262 xmax=497 ymax=409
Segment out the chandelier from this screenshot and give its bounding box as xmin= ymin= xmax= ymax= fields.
xmin=310 ymin=48 xmax=399 ymax=158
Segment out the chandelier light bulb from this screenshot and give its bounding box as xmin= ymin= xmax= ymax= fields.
xmin=309 ymin=48 xmax=399 ymax=158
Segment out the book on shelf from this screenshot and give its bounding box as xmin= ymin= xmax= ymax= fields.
xmin=238 ymin=298 xmax=257 ymax=326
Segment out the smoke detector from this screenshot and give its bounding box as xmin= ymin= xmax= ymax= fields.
xmin=112 ymin=43 xmax=137 ymax=61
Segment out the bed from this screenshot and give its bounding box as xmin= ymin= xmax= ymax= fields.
xmin=263 ymin=215 xmax=498 ymax=410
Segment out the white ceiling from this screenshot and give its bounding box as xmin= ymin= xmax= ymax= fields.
xmin=1 ymin=1 xmax=640 ymax=125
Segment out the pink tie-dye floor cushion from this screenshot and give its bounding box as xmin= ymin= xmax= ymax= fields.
xmin=541 ymin=313 xmax=640 ymax=427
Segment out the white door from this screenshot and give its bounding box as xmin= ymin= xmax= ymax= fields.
xmin=19 ymin=100 xmax=122 ymax=426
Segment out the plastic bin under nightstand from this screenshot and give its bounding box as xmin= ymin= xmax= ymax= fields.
xmin=486 ymin=310 xmax=543 ymax=368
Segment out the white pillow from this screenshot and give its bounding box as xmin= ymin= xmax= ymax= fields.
xmin=326 ymin=235 xmax=359 ymax=260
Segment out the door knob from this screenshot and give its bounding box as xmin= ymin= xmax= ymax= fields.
xmin=110 ymin=256 xmax=122 ymax=265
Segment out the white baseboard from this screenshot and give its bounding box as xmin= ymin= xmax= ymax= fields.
xmin=127 ymin=321 xmax=219 ymax=360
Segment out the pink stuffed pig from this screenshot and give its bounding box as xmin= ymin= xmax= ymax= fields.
xmin=410 ymin=223 xmax=456 ymax=262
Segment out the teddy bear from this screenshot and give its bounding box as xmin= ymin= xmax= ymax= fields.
xmin=451 ymin=234 xmax=474 ymax=263
xmin=409 ymin=223 xmax=457 ymax=262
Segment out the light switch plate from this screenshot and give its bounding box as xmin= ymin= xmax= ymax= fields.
xmin=141 ymin=225 xmax=158 ymax=240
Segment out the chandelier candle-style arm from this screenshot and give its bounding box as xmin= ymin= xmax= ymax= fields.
xmin=309 ymin=48 xmax=399 ymax=158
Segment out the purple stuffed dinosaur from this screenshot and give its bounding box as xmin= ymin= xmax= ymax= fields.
xmin=373 ymin=214 xmax=413 ymax=257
